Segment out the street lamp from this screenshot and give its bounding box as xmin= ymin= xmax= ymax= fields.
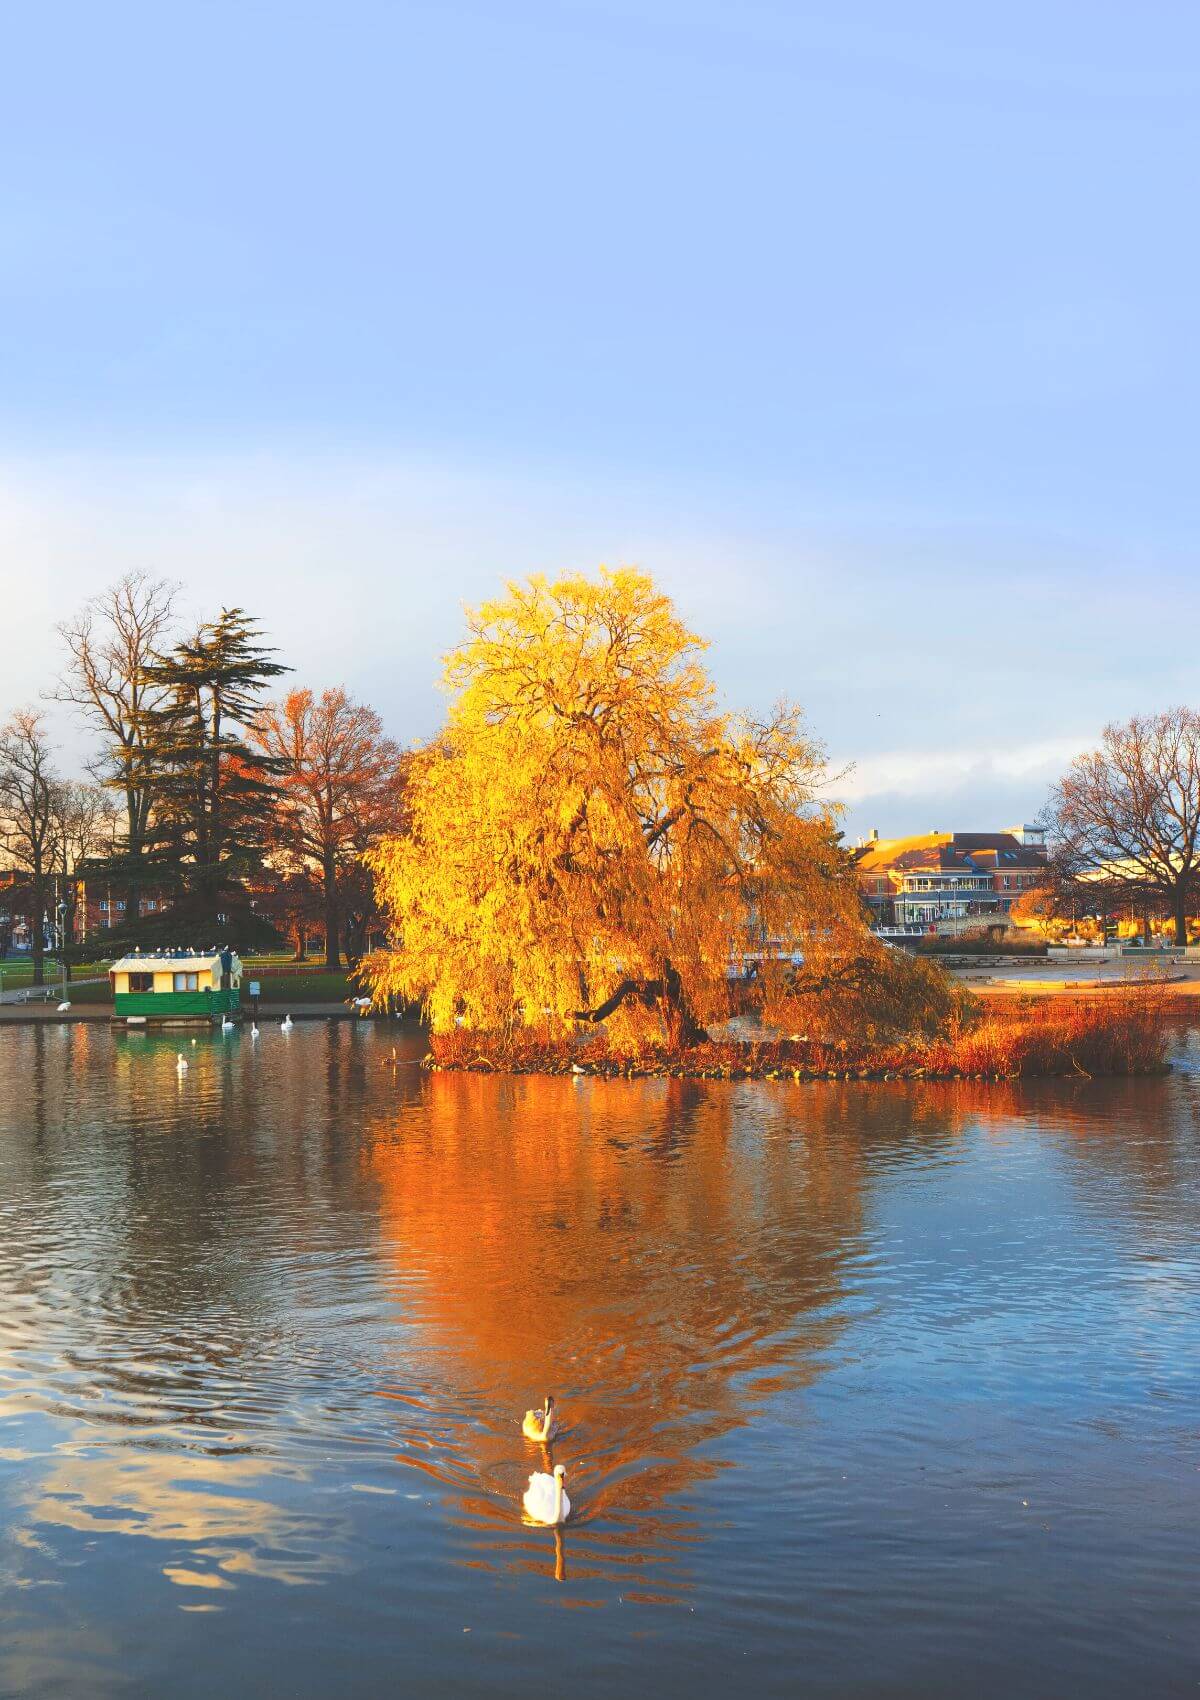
xmin=56 ymin=899 xmax=68 ymax=1004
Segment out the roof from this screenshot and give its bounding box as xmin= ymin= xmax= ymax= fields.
xmin=855 ymin=830 xmax=1049 ymax=877
xmin=110 ymin=949 xmax=240 ymax=973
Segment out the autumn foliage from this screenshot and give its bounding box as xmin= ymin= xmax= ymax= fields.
xmin=364 ymin=567 xmax=935 ymax=1046
xmin=429 ymin=987 xmax=1169 ymax=1081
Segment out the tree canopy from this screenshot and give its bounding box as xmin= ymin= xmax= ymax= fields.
xmin=1050 ymin=707 xmax=1200 ymax=945
xmin=364 ymin=567 xmax=895 ymax=1046
xmin=253 ymin=687 xmax=405 ymax=968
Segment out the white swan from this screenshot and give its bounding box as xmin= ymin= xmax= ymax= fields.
xmin=176 ymin=1052 xmax=188 ymax=1073
xmin=523 ymin=1464 xmax=570 ymax=1526
xmin=56 ymin=1001 xmax=71 ymax=1012
xmin=522 ymin=1394 xmax=558 ymax=1442
xmin=250 ymin=1023 xmax=259 ymax=1040
xmin=221 ymin=1015 xmax=235 ymax=1033
xmin=280 ymin=1014 xmax=294 ymax=1033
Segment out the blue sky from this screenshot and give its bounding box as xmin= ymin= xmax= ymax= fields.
xmin=2 ymin=1 xmax=1197 ymax=834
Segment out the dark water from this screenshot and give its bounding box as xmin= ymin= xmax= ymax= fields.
xmin=0 ymin=1022 xmax=1198 ymax=1698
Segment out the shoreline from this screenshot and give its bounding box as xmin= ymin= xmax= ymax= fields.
xmin=0 ymin=1002 xmax=374 ymax=1026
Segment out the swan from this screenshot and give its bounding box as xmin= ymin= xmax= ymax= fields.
xmin=56 ymin=1001 xmax=71 ymax=1012
xmin=221 ymin=1015 xmax=235 ymax=1033
xmin=523 ymin=1464 xmax=570 ymax=1526
xmin=250 ymin=1023 xmax=259 ymax=1040
xmin=280 ymin=1014 xmax=294 ymax=1033
xmin=176 ymin=1052 xmax=188 ymax=1073
xmin=522 ymin=1394 xmax=558 ymax=1442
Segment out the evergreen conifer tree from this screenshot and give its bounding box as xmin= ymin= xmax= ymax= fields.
xmin=110 ymin=609 xmax=290 ymax=947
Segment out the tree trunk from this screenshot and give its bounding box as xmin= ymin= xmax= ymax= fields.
xmin=574 ymin=963 xmax=709 ymax=1047
xmin=1141 ymin=908 xmax=1153 ymax=945
xmin=660 ymin=962 xmax=708 ymax=1048
xmin=30 ymin=879 xmax=45 ymax=986
xmin=1175 ymin=896 xmax=1189 ymax=947
xmin=292 ymin=918 xmax=307 ymax=962
xmin=323 ymin=860 xmax=341 ymax=970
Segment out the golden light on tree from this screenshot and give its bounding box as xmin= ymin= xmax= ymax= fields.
xmin=253 ymin=686 xmax=406 ymax=968
xmin=364 ymin=567 xmax=898 ymax=1047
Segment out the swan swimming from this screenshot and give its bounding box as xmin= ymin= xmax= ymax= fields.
xmin=280 ymin=1014 xmax=294 ymax=1033
xmin=221 ymin=1015 xmax=235 ymax=1033
xmin=522 ymin=1394 xmax=558 ymax=1442
xmin=250 ymin=1023 xmax=259 ymax=1040
xmin=523 ymin=1464 xmax=570 ymax=1526
xmin=176 ymin=1052 xmax=188 ymax=1073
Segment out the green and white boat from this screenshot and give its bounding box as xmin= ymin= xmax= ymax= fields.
xmin=110 ymin=949 xmax=243 ymax=1023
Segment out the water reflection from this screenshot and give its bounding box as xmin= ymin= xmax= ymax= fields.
xmin=363 ymin=1070 xmax=867 ymax=1596
xmin=0 ymin=1024 xmax=1197 ymax=1698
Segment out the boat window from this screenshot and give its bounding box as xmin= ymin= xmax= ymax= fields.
xmin=173 ymin=972 xmax=199 ymax=992
xmin=128 ymin=972 xmax=153 ymax=993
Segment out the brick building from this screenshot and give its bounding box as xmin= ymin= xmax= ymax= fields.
xmin=854 ymin=826 xmax=1049 ymax=930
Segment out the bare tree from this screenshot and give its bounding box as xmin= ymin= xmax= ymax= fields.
xmin=54 ymin=572 xmax=178 ymax=906
xmin=50 ymin=781 xmax=120 ymax=965
xmin=0 ymin=710 xmax=59 ymax=985
xmin=1050 ymin=708 xmax=1200 ymax=946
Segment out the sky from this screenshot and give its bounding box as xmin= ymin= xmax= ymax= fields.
xmin=2 ymin=0 xmax=1198 ymax=837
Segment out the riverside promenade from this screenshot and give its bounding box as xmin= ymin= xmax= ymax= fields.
xmin=948 ymin=946 xmax=1200 ymax=997
xmin=0 ymin=1000 xmax=369 ymax=1024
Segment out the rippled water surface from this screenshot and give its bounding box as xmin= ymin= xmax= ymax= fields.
xmin=1 ymin=1021 xmax=1198 ymax=1697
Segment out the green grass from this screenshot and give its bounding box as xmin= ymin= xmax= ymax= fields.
xmin=251 ymin=970 xmax=355 ymax=1004
xmin=0 ymin=959 xmax=112 ymax=988
xmin=59 ymin=979 xmax=115 ymax=1004
xmin=1 ymin=957 xmax=357 ymax=1005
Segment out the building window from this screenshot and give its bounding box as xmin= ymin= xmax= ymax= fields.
xmin=128 ymin=972 xmax=153 ymax=993
xmin=173 ymin=972 xmax=199 ymax=992
xmin=99 ymin=900 xmax=108 ymax=912
xmin=143 ymin=900 xmax=157 ymax=912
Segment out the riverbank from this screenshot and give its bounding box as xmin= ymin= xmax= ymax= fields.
xmin=0 ymin=1002 xmax=373 ymax=1025
xmin=428 ymin=990 xmax=1171 ymax=1081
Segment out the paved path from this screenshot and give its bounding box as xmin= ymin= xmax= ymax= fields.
xmin=0 ymin=1002 xmax=381 ymax=1025
xmin=0 ymin=977 xmax=108 ymax=1007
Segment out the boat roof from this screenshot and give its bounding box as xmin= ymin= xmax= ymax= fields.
xmin=110 ymin=949 xmax=240 ymax=972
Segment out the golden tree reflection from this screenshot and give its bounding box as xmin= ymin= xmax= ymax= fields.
xmin=365 ymin=1071 xmax=870 ymax=1594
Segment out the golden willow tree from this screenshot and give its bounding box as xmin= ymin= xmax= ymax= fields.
xmin=364 ymin=568 xmax=954 ymax=1049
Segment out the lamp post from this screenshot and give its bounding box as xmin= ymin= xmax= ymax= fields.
xmin=56 ymin=897 xmax=68 ymax=1004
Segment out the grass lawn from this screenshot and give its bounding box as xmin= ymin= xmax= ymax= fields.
xmin=2 ymin=957 xmax=358 ymax=1006
xmin=250 ymin=970 xmax=355 ymax=1003
xmin=1 ymin=960 xmax=112 ymax=990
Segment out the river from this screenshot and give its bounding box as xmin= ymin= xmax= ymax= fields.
xmin=0 ymin=1020 xmax=1197 ymax=1697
